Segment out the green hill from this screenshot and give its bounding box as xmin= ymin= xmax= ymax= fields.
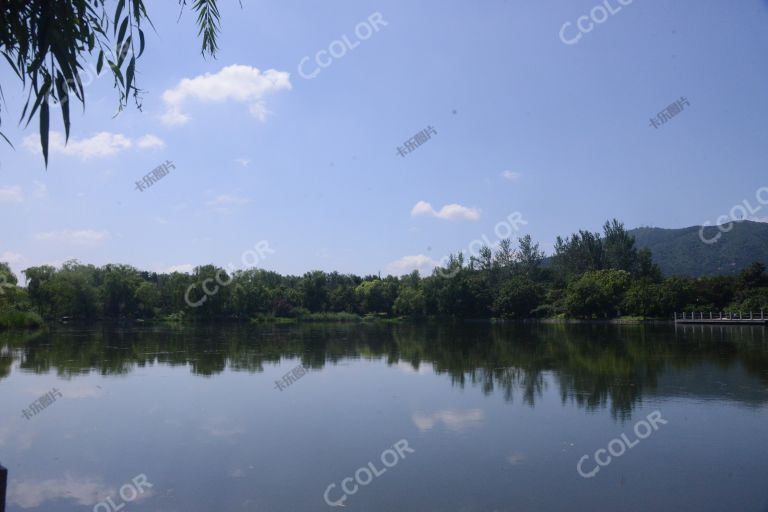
xmin=629 ymin=221 xmax=768 ymax=277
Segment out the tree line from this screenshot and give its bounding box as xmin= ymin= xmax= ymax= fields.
xmin=2 ymin=219 xmax=767 ymax=326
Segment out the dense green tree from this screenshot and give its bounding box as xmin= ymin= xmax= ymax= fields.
xmin=300 ymin=271 xmax=329 ymax=312
xmin=565 ymin=270 xmax=631 ymax=318
xmin=515 ymin=234 xmax=546 ymax=279
xmin=492 ymin=276 xmax=543 ymax=318
xmin=394 ymin=287 xmax=426 ymax=317
xmin=6 ymin=221 xmax=768 ymax=328
xmin=134 ymin=281 xmax=161 ymax=317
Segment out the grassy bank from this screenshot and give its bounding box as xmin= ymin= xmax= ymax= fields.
xmin=251 ymin=312 xmax=403 ymax=324
xmin=0 ymin=310 xmax=45 ymax=330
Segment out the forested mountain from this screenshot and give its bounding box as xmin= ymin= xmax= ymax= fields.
xmin=630 ymin=221 xmax=768 ymax=277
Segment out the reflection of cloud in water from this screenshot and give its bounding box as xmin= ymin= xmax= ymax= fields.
xmin=24 ymin=384 xmax=104 ymax=399
xmin=0 ymin=425 xmax=36 ymax=450
xmin=395 ymin=362 xmax=433 ymax=375
xmin=201 ymin=416 xmax=246 ymax=438
xmin=9 ymin=474 xmax=115 ymax=508
xmin=412 ymin=409 xmax=484 ymax=432
xmin=506 ymin=452 xmax=526 ymax=465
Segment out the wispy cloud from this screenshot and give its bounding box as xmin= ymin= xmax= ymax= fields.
xmin=501 ymin=170 xmax=522 ymax=181
xmin=33 ymin=230 xmax=109 ymax=243
xmin=161 ymin=64 xmax=292 ymax=125
xmin=235 ymin=158 xmax=251 ymax=167
xmin=201 ymin=416 xmax=246 ymax=438
xmin=136 ymin=134 xmax=166 ymax=149
xmin=411 ymin=201 xmax=480 ymax=221
xmin=0 ymin=186 xmax=24 ymax=203
xmin=205 ymin=194 xmax=250 ymax=213
xmin=23 ymin=132 xmax=164 ymax=159
xmin=386 ymin=254 xmax=439 ymax=275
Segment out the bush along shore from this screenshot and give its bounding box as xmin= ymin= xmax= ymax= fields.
xmin=2 ymin=220 xmax=768 ymax=329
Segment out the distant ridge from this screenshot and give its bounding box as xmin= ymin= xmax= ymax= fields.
xmin=629 ymin=220 xmax=768 ymax=277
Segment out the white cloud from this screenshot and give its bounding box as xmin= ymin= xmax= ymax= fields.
xmin=33 ymin=229 xmax=109 ymax=243
xmin=411 ymin=200 xmax=480 ymax=221
xmin=166 ymin=264 xmax=195 ymax=274
xmin=206 ymin=194 xmax=250 ymax=212
xmin=235 ymin=158 xmax=251 ymax=167
xmin=161 ymin=64 xmax=292 ymax=125
xmin=501 ymin=170 xmax=522 ymax=181
xmin=248 ymin=101 xmax=270 ymax=121
xmin=412 ymin=409 xmax=485 ymax=432
xmin=201 ymin=416 xmax=246 ymax=438
xmin=386 ymin=254 xmax=439 ymax=275
xmin=23 ymin=132 xmax=163 ymax=159
xmin=0 ymin=251 xmax=23 ymax=263
xmin=395 ymin=362 xmax=433 ymax=375
xmin=136 ymin=134 xmax=165 ymax=149
xmin=0 ymin=186 xmax=24 ymax=203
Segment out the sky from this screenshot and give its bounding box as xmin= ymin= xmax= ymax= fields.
xmin=2 ymin=0 xmax=768 ymax=280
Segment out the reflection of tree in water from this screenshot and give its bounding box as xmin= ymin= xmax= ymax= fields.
xmin=1 ymin=322 xmax=767 ymax=421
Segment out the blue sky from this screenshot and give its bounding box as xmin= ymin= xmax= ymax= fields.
xmin=2 ymin=0 xmax=768 ymax=279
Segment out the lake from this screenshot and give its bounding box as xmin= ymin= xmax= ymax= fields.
xmin=1 ymin=322 xmax=768 ymax=511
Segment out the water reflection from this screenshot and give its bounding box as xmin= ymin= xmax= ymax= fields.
xmin=1 ymin=322 xmax=767 ymax=421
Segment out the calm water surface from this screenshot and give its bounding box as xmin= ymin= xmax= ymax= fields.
xmin=1 ymin=322 xmax=768 ymax=511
